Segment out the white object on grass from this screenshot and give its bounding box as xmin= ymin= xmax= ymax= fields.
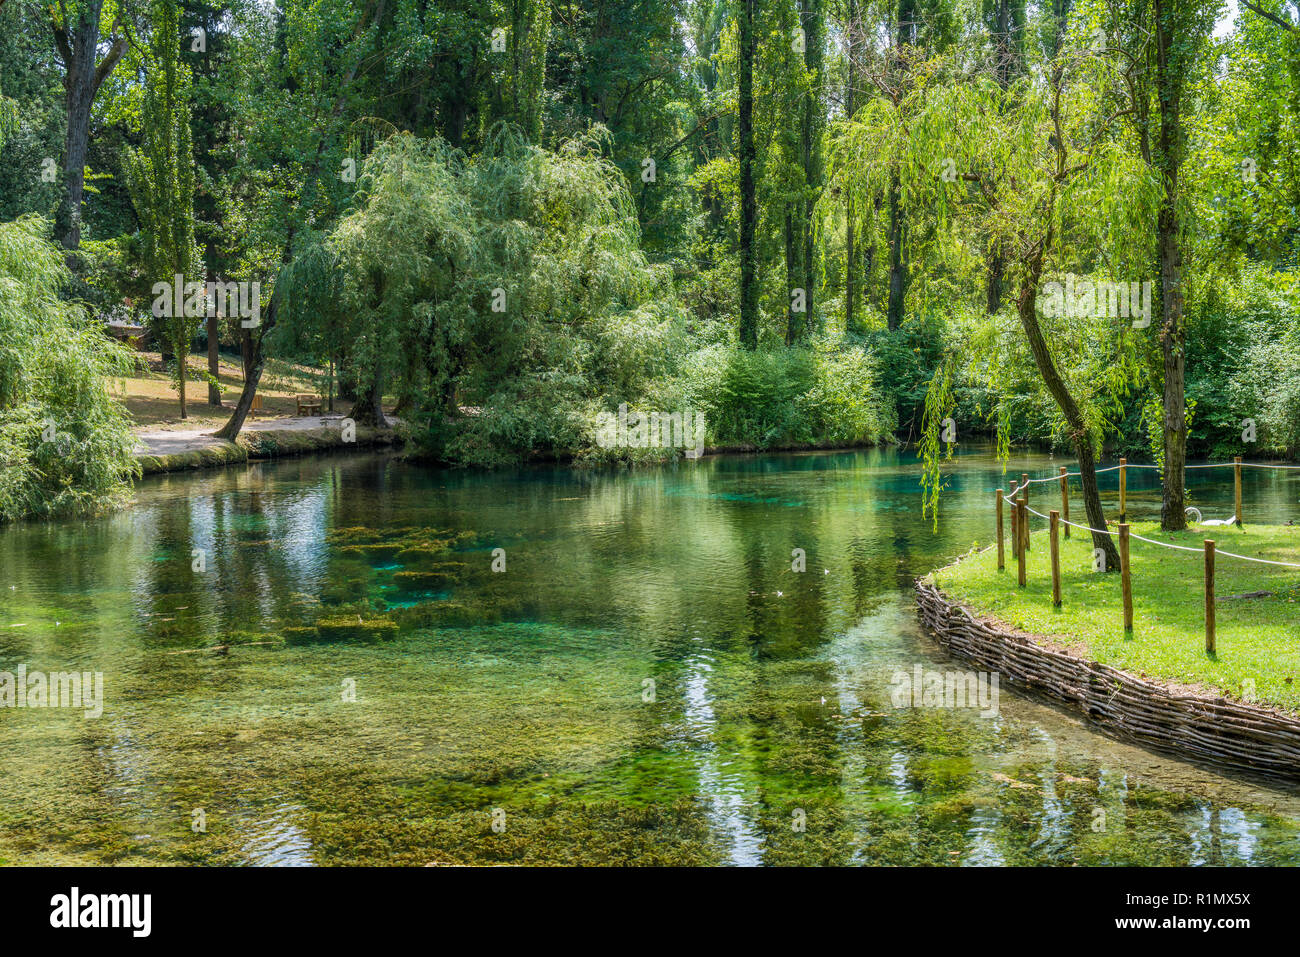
xmin=1186 ymin=506 xmax=1237 ymax=526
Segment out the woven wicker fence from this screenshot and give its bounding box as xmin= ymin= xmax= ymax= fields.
xmin=915 ymin=578 xmax=1300 ymax=780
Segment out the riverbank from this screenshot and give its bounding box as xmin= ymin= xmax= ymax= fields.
xmin=135 ymin=415 xmax=403 ymax=474
xmin=10 ymin=444 xmax=1300 ymax=864
xmin=919 ymin=522 xmax=1300 ymax=778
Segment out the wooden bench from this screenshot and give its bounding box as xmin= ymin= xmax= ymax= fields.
xmin=295 ymin=394 xmax=322 ymax=417
xmin=250 ymin=394 xmax=264 ymax=415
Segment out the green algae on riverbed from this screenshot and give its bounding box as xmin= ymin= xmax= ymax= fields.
xmin=6 ymin=625 xmax=1300 ymax=866
xmin=4 ymin=448 xmax=1300 ymax=865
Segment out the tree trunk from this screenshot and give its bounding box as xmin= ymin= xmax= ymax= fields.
xmin=349 ymin=374 xmax=388 ymax=428
xmin=206 ymin=274 xmax=221 ymax=404
xmin=784 ymin=210 xmax=803 ymax=344
xmin=1159 ymin=314 xmax=1190 ymax=527
xmin=801 ymin=0 xmax=823 ymax=337
xmin=338 ymin=357 xmax=357 ymax=402
xmin=983 ymin=0 xmax=1014 ymax=315
xmin=1155 ymin=0 xmax=1188 ymax=531
xmin=51 ymin=1 xmax=126 ymax=251
xmin=215 ymin=309 xmax=271 ymax=440
xmin=738 ymin=0 xmax=758 ymax=349
xmin=176 ymin=337 xmax=188 ymax=420
xmin=846 ymin=210 xmax=857 ymax=335
xmin=216 ymin=365 xmax=261 ymax=439
xmin=1017 ymin=287 xmax=1119 ymax=570
xmin=57 ymin=42 xmax=94 ymax=250
xmin=845 ymin=0 xmax=858 ymax=336
xmin=886 ymin=171 xmax=906 ymax=330
xmin=986 ymin=252 xmax=1004 ymax=313
xmin=862 ymin=213 xmax=875 ymax=312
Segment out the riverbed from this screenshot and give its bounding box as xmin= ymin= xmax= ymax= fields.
xmin=1 ymin=446 xmax=1298 ymax=865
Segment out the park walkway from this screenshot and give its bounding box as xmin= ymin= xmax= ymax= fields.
xmin=134 ymin=414 xmax=348 ymax=457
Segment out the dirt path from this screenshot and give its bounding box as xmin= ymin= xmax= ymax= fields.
xmin=134 ymin=414 xmax=349 ymax=456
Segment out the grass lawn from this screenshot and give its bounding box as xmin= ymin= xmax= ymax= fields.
xmin=930 ymin=521 xmax=1300 ymax=712
xmin=115 ymin=352 xmax=332 ymax=430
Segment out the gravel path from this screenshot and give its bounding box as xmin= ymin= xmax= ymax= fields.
xmin=134 ymin=415 xmax=349 ymax=455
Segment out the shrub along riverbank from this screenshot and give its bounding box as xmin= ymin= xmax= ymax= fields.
xmin=928 ymin=523 xmax=1300 ymax=712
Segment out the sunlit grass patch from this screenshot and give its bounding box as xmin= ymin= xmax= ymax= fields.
xmin=930 ymin=523 xmax=1300 ymax=711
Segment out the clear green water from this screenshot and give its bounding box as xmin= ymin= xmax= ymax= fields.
xmin=1 ymin=446 xmax=1299 ymax=866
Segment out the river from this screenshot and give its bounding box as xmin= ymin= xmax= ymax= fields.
xmin=1 ymin=445 xmax=1298 ymax=865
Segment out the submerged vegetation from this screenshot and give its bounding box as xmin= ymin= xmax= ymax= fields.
xmin=4 ymin=450 xmax=1300 ymax=866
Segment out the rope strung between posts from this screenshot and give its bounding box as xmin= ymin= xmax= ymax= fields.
xmin=1015 ymin=460 xmax=1300 ymax=487
xmin=994 ymin=459 xmax=1298 ymax=654
xmin=1016 ymin=501 xmax=1300 ymax=569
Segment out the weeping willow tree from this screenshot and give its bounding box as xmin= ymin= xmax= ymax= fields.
xmin=317 ymin=134 xmax=480 ymax=428
xmin=493 ymin=0 xmax=551 ymax=141
xmin=305 ymin=125 xmax=680 ymax=463
xmin=268 ymin=232 xmax=348 ymax=413
xmin=830 ymin=31 xmax=1159 ymax=566
xmin=124 ymin=0 xmax=199 ymax=419
xmin=0 ymin=92 xmax=16 ymax=149
xmin=0 ymin=216 xmax=139 ymax=522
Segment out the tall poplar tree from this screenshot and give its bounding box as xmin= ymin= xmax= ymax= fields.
xmin=738 ymin=0 xmax=760 ymax=348
xmin=1150 ymin=0 xmax=1216 ymax=530
xmin=125 ymin=0 xmax=199 ymax=419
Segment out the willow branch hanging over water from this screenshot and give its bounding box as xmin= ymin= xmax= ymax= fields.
xmin=828 ymin=42 xmax=1159 ymax=546
xmin=0 ymin=216 xmax=139 ymax=522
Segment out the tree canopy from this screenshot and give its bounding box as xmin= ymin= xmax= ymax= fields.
xmin=0 ymin=0 xmax=1296 ymax=520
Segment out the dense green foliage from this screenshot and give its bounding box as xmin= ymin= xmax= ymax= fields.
xmin=0 ymin=217 xmax=139 ymax=521
xmin=274 ymin=128 xmax=893 ymax=464
xmin=0 ymin=0 xmax=1296 ymax=510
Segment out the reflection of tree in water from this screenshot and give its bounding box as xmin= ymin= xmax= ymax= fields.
xmin=9 ymin=448 xmax=1300 ymax=864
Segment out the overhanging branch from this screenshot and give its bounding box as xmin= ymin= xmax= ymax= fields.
xmin=1241 ymin=0 xmax=1300 ymax=34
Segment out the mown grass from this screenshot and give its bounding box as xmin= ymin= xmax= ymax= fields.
xmin=929 ymin=522 xmax=1300 ymax=712
xmin=118 ymin=354 xmax=331 ymax=429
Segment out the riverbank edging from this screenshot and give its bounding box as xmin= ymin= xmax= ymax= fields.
xmin=135 ymin=425 xmax=403 ymax=475
xmin=914 ymin=577 xmax=1300 ymax=780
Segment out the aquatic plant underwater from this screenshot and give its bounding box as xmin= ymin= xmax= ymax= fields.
xmin=1 ymin=448 xmax=1299 ymax=866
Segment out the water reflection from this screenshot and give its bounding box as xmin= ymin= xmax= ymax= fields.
xmin=0 ymin=446 xmax=1298 ymax=865
xmin=238 ymin=803 xmax=315 ymax=867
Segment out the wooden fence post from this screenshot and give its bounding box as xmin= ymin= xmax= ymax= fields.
xmin=1058 ymin=466 xmax=1070 ymax=539
xmin=996 ymin=489 xmax=1005 ymax=571
xmin=1017 ymin=501 xmax=1027 ymax=587
xmin=1119 ymin=457 xmax=1127 ymax=524
xmin=1205 ymin=539 xmax=1216 ymax=654
xmin=1009 ymin=482 xmax=1019 ymax=560
xmin=1050 ymin=509 xmax=1061 ymax=608
xmin=1119 ymin=522 xmax=1133 ymax=633
xmin=1234 ymin=456 xmax=1243 ymax=527
xmin=1022 ymin=474 xmax=1031 ymax=550
xmin=1018 ymin=491 xmax=1028 ymax=555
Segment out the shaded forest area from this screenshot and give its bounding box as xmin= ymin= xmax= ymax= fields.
xmin=0 ymin=0 xmax=1298 ymax=529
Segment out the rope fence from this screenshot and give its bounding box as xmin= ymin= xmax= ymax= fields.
xmin=993 ymin=457 xmax=1300 ymax=653
xmin=1015 ymin=459 xmax=1300 ymax=486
